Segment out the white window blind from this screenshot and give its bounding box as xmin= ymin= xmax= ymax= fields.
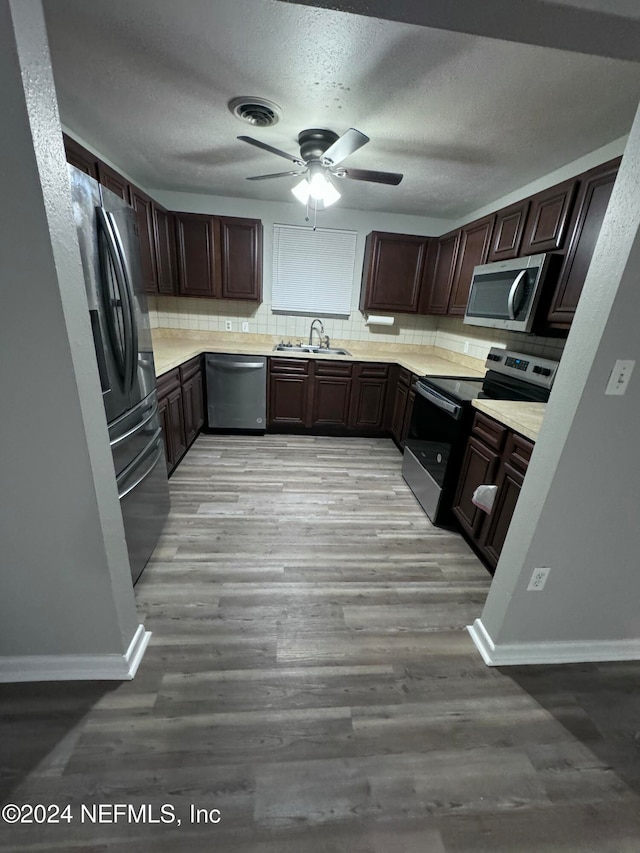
xmin=272 ymin=224 xmax=357 ymax=316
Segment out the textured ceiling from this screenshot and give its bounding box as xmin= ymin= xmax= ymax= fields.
xmin=43 ymin=0 xmax=640 ymax=218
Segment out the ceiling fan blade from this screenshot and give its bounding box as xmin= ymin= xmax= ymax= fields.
xmin=338 ymin=167 xmax=404 ymax=186
xmin=246 ymin=170 xmax=305 ymax=181
xmin=321 ymin=128 xmax=369 ymax=167
xmin=237 ymin=135 xmax=304 ymax=165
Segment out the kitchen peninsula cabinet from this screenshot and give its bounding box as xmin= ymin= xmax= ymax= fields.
xmin=452 ymin=411 xmax=534 ymax=573
xmin=360 ymin=232 xmax=429 ymax=314
xmin=156 ymin=356 xmax=205 ymax=476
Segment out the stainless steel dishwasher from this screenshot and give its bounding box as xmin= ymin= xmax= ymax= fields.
xmin=205 ymin=353 xmax=267 ymax=430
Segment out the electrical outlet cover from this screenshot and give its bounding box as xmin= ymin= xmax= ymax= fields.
xmin=527 ymin=567 xmax=551 ymax=591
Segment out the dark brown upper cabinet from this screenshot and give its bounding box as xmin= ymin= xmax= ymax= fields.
xmin=448 ymin=214 xmax=496 ymax=315
xmin=219 ymin=217 xmax=262 ymax=301
xmin=520 ymin=177 xmax=577 ymax=255
xmin=174 ymin=213 xmax=221 ymax=298
xmin=96 ymin=161 xmax=131 ymax=203
xmin=487 ymin=199 xmax=530 ymax=262
xmin=129 ymin=185 xmax=158 ymax=294
xmin=546 ymin=158 xmax=620 ymax=329
xmin=420 ymin=231 xmax=459 ymax=315
xmin=360 ymin=232 xmax=429 ymax=314
xmin=153 ymin=204 xmax=178 ymax=296
xmin=63 ymin=134 xmax=98 ymax=179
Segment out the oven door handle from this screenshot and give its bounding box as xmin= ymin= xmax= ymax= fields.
xmin=413 ymin=382 xmax=463 ymax=419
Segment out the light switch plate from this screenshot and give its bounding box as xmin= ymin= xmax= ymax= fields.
xmin=605 ymin=359 xmax=635 ymax=395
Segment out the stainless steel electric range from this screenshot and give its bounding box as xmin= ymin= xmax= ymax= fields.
xmin=402 ymin=346 xmax=559 ymax=526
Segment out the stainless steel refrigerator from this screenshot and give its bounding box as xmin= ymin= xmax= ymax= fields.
xmin=68 ymin=165 xmax=170 ymax=584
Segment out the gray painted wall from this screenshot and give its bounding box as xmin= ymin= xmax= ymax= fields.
xmin=0 ymin=0 xmax=140 ymax=658
xmin=481 ymin=97 xmax=640 ymax=647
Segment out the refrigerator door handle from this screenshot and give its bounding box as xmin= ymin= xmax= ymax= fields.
xmin=96 ymin=207 xmax=138 ymax=394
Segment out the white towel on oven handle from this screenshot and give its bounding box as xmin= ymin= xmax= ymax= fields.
xmin=472 ymin=484 xmax=498 ymax=513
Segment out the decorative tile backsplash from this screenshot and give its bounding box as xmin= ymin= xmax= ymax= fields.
xmin=148 ymin=297 xmax=566 ymax=363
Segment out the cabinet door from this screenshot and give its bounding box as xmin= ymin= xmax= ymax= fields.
xmin=219 ymin=217 xmax=262 ymax=301
xmin=268 ymin=376 xmax=311 ymax=427
xmin=448 ymin=215 xmax=495 ymax=315
xmin=487 ymin=200 xmax=530 ymax=262
xmin=96 ymin=162 xmax=131 ymax=202
xmin=157 ymin=394 xmax=172 ymax=473
xmin=167 ymin=386 xmax=187 ymax=467
xmin=360 ymin=232 xmax=427 ymax=313
xmin=547 ymin=159 xmax=619 ymax=328
xmin=312 ymin=377 xmax=352 ymax=427
xmin=390 ymin=380 xmax=409 ymax=443
xmin=182 ymin=375 xmax=197 ymax=447
xmin=153 ymin=205 xmax=177 ymax=296
xmin=479 ymin=461 xmax=525 ymax=571
xmin=129 ymin=186 xmax=158 ymax=294
xmin=521 ymin=177 xmax=577 ymax=254
xmin=423 ymin=231 xmax=459 ymax=314
xmin=452 ymin=436 xmax=501 ymax=539
xmin=192 ymin=368 xmax=205 ymax=434
xmin=400 ymin=385 xmax=416 ymax=447
xmin=175 ymin=213 xmax=221 ymax=298
xmin=63 ymin=134 xmax=98 ymax=179
xmin=349 ymin=365 xmax=389 ymax=432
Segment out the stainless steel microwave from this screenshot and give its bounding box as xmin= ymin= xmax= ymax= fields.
xmin=463 ymin=253 xmax=554 ymax=333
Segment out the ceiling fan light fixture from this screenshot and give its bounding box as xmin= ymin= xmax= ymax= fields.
xmin=291 ymin=178 xmax=311 ymax=204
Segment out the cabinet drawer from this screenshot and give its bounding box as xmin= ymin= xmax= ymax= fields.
xmin=269 ymin=357 xmax=310 ymax=375
xmin=314 ymin=360 xmax=353 ymax=378
xmin=397 ymin=367 xmax=411 ymax=386
xmin=471 ymin=412 xmax=507 ymax=452
xmin=504 ymin=432 xmax=534 ymax=474
xmin=179 ymin=355 xmax=202 ymax=382
xmin=358 ymin=363 xmax=389 ymax=379
xmin=156 ymin=367 xmax=180 ymax=397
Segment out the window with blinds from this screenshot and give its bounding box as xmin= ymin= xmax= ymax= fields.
xmin=271 ymin=224 xmax=357 ymax=316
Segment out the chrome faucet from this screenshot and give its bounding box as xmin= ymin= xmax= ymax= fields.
xmin=309 ymin=318 xmax=327 ymax=348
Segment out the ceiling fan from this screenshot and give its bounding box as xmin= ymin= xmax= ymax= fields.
xmin=237 ymin=128 xmax=403 ymax=210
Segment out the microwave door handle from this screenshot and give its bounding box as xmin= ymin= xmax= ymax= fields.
xmin=507 ymin=269 xmax=527 ymax=319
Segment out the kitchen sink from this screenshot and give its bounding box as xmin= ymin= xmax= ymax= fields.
xmin=273 ymin=344 xmax=351 ymax=356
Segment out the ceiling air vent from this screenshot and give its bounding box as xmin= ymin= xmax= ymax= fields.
xmin=228 ymin=97 xmax=282 ymax=128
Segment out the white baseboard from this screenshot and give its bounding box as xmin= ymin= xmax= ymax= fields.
xmin=0 ymin=624 xmax=151 ymax=682
xmin=467 ymin=618 xmax=640 ymax=666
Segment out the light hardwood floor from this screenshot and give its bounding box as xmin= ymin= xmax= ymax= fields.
xmin=3 ymin=434 xmax=640 ymax=851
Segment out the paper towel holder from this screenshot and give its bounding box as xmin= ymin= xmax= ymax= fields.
xmin=365 ymin=314 xmax=395 ymax=327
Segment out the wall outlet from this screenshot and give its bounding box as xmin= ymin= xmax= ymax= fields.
xmin=242 ymin=321 xmax=249 ymax=333
xmin=463 ymin=340 xmax=470 ymax=354
xmin=605 ymin=359 xmax=635 ymax=395
xmin=527 ymin=567 xmax=551 ymax=591
xmin=225 ymin=320 xmax=232 ymax=332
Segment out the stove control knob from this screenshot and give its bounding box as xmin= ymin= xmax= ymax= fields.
xmin=533 ymin=365 xmax=541 ymax=374
xmin=540 ymin=367 xmax=552 ymax=376
xmin=487 ymin=353 xmax=501 ymax=361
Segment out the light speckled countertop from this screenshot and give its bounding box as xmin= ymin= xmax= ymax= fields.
xmin=151 ymin=330 xmax=486 ymax=381
xmin=472 ymin=399 xmax=546 ymax=441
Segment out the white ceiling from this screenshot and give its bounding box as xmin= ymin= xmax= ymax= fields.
xmin=43 ymin=0 xmax=640 ymax=218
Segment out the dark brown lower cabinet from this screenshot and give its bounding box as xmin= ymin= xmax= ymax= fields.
xmin=453 ymin=412 xmax=534 ymax=573
xmin=348 ymin=363 xmax=390 ymax=431
xmin=268 ymin=358 xmax=390 ymax=435
xmin=156 ymin=356 xmax=205 ymax=476
xmin=389 ymin=367 xmax=418 ymax=448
